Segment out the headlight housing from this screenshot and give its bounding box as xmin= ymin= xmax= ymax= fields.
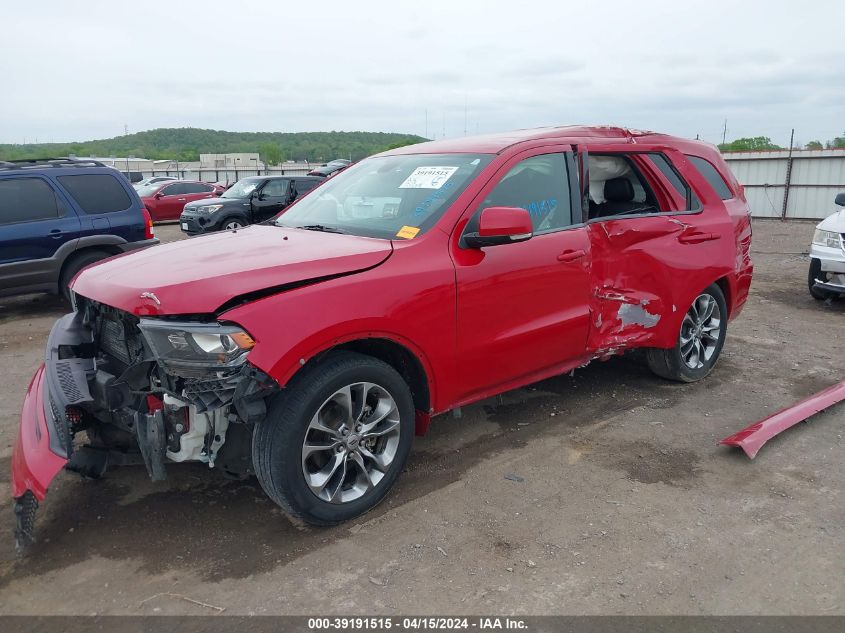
xmin=138 ymin=319 xmax=255 ymax=370
xmin=195 ymin=204 xmax=224 ymax=214
xmin=813 ymin=229 xmax=842 ymax=249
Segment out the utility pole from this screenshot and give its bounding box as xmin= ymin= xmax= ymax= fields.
xmin=424 ymin=109 xmax=428 ymax=139
xmin=781 ymin=128 xmax=795 ymax=222
xmin=721 ymin=119 xmax=728 ymax=145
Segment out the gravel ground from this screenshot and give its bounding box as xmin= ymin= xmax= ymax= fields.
xmin=0 ymin=219 xmax=842 ymax=615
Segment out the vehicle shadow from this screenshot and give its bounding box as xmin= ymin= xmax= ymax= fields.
xmin=0 ymin=293 xmax=68 ymax=323
xmin=0 ymin=354 xmax=686 ymax=586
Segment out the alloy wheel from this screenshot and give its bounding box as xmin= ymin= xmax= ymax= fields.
xmin=301 ymin=382 xmax=401 ymax=504
xmin=224 ymin=220 xmax=243 ymax=229
xmin=680 ymin=293 xmax=722 ymax=370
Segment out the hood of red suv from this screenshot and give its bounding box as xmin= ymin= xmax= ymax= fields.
xmin=71 ymin=225 xmax=393 ymax=316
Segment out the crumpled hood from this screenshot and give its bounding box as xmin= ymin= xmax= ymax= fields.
xmin=72 ymin=225 xmax=393 ymax=316
xmin=817 ymin=209 xmax=845 ymax=233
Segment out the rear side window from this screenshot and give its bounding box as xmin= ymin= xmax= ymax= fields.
xmin=183 ymin=182 xmax=214 ymax=194
xmin=646 ymin=154 xmax=700 ymax=209
xmin=685 ymin=155 xmax=734 ymax=200
xmin=296 ymin=179 xmax=319 ymax=194
xmin=0 ymin=177 xmax=62 ymax=225
xmin=58 ymin=174 xmax=132 ymax=213
xmin=262 ymin=179 xmax=290 ymax=197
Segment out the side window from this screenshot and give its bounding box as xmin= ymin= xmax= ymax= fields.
xmin=262 ymin=179 xmax=290 ymax=197
xmin=478 ymin=153 xmax=573 ymax=233
xmin=0 ymin=177 xmax=62 ymax=225
xmin=685 ymin=155 xmax=734 ymax=200
xmin=587 ymin=154 xmax=662 ymax=220
xmin=296 ymin=180 xmax=319 ymax=195
xmin=646 ymin=154 xmax=700 ymax=209
xmin=161 ymin=183 xmax=185 ymax=196
xmin=57 ymin=174 xmax=131 ymax=214
xmin=183 ymin=182 xmax=213 ymax=194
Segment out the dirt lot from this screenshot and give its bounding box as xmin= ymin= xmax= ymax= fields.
xmin=0 ymin=220 xmax=842 ymax=615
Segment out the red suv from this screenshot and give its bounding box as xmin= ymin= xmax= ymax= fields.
xmin=12 ymin=127 xmax=753 ymax=548
xmin=137 ymin=180 xmax=224 ymax=221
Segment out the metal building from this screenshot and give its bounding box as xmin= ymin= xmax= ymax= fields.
xmin=722 ymin=149 xmax=845 ymax=220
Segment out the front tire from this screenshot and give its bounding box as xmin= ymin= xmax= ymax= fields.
xmin=808 ymin=258 xmax=831 ymax=300
xmin=253 ymin=351 xmax=414 ymax=525
xmin=646 ymin=283 xmax=728 ymax=383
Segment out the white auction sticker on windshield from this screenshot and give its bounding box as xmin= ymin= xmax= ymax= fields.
xmin=399 ymin=166 xmax=459 ymax=189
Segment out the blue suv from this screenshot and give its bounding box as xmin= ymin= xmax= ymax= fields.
xmin=0 ymin=158 xmax=158 ymax=301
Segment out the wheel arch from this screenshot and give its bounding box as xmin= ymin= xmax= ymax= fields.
xmin=274 ymin=334 xmax=434 ymax=434
xmin=58 ymin=245 xmax=120 ymax=291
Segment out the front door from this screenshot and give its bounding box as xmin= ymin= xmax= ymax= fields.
xmin=152 ymin=182 xmax=188 ymax=221
xmin=0 ymin=176 xmax=81 ymax=292
xmin=452 ymin=149 xmax=592 ymax=402
xmin=252 ymin=179 xmax=291 ymax=222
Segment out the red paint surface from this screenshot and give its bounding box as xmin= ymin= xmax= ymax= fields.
xmin=720 ymin=381 xmax=845 ymax=459
xmin=11 ymin=365 xmax=68 ymax=501
xmin=141 ymin=181 xmax=225 ymax=222
xmin=67 ymin=127 xmax=753 ymax=421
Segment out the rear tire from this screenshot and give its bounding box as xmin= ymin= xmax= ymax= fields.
xmin=808 ymin=258 xmax=831 ymax=300
xmin=646 ymin=283 xmax=728 ymax=383
xmin=59 ymin=250 xmax=112 ymax=302
xmin=253 ymin=351 xmax=414 ymax=525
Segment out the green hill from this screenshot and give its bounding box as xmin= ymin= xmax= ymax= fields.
xmin=0 ymin=128 xmax=428 ymax=164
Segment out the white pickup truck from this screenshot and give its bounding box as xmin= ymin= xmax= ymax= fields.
xmin=809 ymin=193 xmax=845 ymax=300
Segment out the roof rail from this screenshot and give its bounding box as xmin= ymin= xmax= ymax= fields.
xmin=0 ymin=157 xmax=109 ymax=171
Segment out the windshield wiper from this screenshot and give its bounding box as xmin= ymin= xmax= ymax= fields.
xmin=296 ymin=224 xmax=347 ymax=234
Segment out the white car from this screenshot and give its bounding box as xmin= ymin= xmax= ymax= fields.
xmin=809 ymin=193 xmax=845 ymax=300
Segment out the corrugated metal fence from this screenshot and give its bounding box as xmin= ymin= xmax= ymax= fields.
xmin=722 ymin=149 xmax=845 ymax=219
xmin=133 ymin=166 xmax=314 ymax=185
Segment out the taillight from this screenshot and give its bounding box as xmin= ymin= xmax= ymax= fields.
xmin=142 ymin=207 xmax=155 ymax=239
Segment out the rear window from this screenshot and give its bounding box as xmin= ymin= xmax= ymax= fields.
xmin=646 ymin=154 xmax=700 ymax=209
xmin=685 ymin=155 xmax=734 ymax=200
xmin=58 ymin=174 xmax=132 ymax=213
xmin=0 ymin=177 xmax=62 ymax=225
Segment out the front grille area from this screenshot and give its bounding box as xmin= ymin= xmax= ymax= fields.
xmin=77 ymin=296 xmax=146 ymax=368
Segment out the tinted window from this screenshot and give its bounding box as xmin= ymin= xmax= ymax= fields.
xmin=685 ymin=155 xmax=733 ymax=200
xmin=296 ymin=179 xmax=319 ymax=194
xmin=57 ymin=174 xmax=131 ymax=214
xmin=183 ymin=182 xmax=213 ymax=194
xmin=647 ymin=154 xmax=700 ymax=209
xmin=0 ymin=177 xmax=62 ymax=225
xmin=479 ymin=153 xmax=573 ymax=233
xmin=262 ymin=179 xmax=290 ymax=197
xmin=160 ymin=183 xmax=186 ymax=196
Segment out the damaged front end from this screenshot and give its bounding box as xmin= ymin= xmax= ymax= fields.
xmin=11 ymin=295 xmax=278 ymax=553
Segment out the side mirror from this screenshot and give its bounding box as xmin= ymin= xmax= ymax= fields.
xmin=835 ymin=192 xmax=845 ymax=207
xmin=154 ymin=192 xmax=164 ymax=200
xmin=464 ymin=206 xmax=533 ymax=248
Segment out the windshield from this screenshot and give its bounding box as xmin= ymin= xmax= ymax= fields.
xmin=275 ymin=153 xmax=493 ymax=239
xmin=223 ymin=177 xmax=262 ymax=199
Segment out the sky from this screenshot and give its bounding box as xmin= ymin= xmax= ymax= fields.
xmin=1 ymin=0 xmax=843 ymax=148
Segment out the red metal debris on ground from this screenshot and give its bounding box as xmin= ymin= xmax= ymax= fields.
xmin=720 ymin=380 xmax=845 ymax=459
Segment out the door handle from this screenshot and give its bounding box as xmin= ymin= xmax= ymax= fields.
xmin=48 ymin=229 xmax=63 ymax=239
xmin=177 ymin=197 xmax=187 ymax=201
xmin=557 ymin=249 xmax=586 ymax=262
xmin=677 ymin=232 xmax=719 ymax=244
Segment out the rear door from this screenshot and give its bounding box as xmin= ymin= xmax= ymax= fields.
xmin=0 ymin=175 xmax=81 ymax=291
xmin=56 ymin=172 xmax=139 ymax=242
xmin=581 ymin=144 xmax=733 ymax=354
xmin=451 ymin=147 xmax=592 ymax=402
xmin=252 ymin=178 xmax=291 ymax=222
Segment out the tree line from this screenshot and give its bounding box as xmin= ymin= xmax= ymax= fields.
xmin=0 ymin=128 xmax=428 ymax=164
xmin=719 ymin=134 xmax=845 ymax=152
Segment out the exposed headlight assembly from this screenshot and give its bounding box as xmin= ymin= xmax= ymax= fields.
xmin=813 ymin=229 xmax=842 ymax=249
xmin=195 ymin=204 xmax=224 ymax=214
xmin=138 ymin=319 xmax=255 ymax=369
